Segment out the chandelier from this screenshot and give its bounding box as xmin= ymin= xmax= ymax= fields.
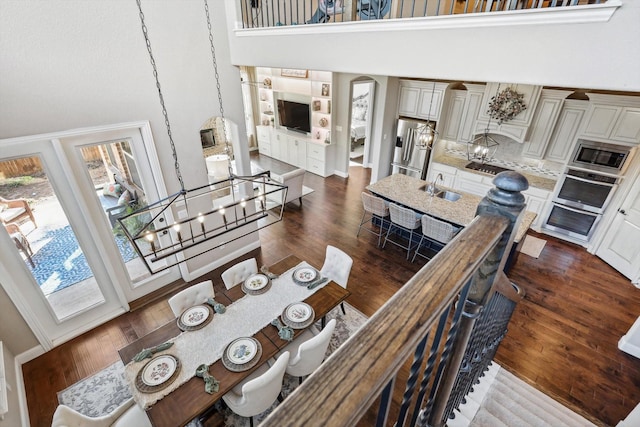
xmin=467 ymin=84 xmax=501 ymax=164
xmin=417 ymin=81 xmax=439 ymax=150
xmin=119 ymin=0 xmax=287 ymax=274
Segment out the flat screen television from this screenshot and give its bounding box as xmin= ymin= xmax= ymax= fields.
xmin=277 ymin=99 xmax=311 ymax=134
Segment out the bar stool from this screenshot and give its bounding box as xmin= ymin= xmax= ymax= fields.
xmin=357 ymin=192 xmax=390 ymax=247
xmin=412 ymin=215 xmax=461 ymax=262
xmin=382 ymin=203 xmax=421 ymax=260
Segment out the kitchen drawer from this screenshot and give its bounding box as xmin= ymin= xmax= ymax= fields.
xmin=307 ymin=143 xmax=326 ymax=162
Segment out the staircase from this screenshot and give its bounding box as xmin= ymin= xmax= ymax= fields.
xmin=448 ymin=363 xmax=596 ymax=427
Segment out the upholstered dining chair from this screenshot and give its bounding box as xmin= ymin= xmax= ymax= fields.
xmin=221 ymin=258 xmax=258 ymax=290
xmin=51 ymin=397 xmax=151 ymax=427
xmin=357 ymin=192 xmax=390 ymax=247
xmin=222 ymin=351 xmax=290 ymax=427
xmin=320 ymin=245 xmax=353 ymax=315
xmin=277 ymin=318 xmax=336 ymax=384
xmin=167 ymin=280 xmax=214 ymax=317
xmin=383 ymin=202 xmax=421 ymax=260
xmin=412 ymin=215 xmax=461 ymax=263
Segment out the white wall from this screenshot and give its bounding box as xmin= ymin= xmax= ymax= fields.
xmin=226 ymin=2 xmax=640 ymax=92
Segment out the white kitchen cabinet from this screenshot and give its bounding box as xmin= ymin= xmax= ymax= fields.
xmin=287 ymin=135 xmax=308 ymax=169
xmin=454 ymin=169 xmax=493 ymax=197
xmin=427 ymin=162 xmax=457 ymax=189
xmin=545 ymin=100 xmax=589 ymax=162
xmin=581 ymin=94 xmax=640 ymax=144
xmin=522 ymin=89 xmax=571 ymax=159
xmin=306 ymin=142 xmax=330 ymax=177
xmin=477 ymin=83 xmax=542 ymax=127
xmin=441 ymin=90 xmax=467 ymax=141
xmin=458 ymin=85 xmax=485 ymax=143
xmin=522 ymin=186 xmax=551 ymax=231
xmin=398 ymin=80 xmax=448 ymax=121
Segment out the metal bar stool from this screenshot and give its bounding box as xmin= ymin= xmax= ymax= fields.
xmin=412 ymin=214 xmax=461 ymax=263
xmin=382 ymin=203 xmax=421 ymax=260
xmin=357 ymin=192 xmax=390 ymax=247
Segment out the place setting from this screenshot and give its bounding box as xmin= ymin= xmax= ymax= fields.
xmin=222 ymin=337 xmax=263 ymax=372
xmin=177 ymin=304 xmax=214 ymax=332
xmin=241 ymin=273 xmax=272 ymax=295
xmin=281 ymin=301 xmax=315 ymax=329
xmin=135 ymin=353 xmax=182 ymax=393
xmin=292 ymin=266 xmax=329 ymax=290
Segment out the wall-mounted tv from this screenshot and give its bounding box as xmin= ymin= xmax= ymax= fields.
xmin=277 ymin=99 xmax=311 ymax=134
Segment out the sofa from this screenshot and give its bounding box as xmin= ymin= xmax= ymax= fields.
xmin=266 ymin=168 xmax=306 ymax=208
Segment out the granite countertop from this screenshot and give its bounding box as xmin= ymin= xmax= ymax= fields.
xmin=433 ymin=153 xmax=557 ymax=192
xmin=366 ymin=173 xmax=536 ymax=243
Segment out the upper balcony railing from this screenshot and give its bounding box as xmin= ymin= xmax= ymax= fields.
xmin=238 ymin=0 xmax=608 ymax=29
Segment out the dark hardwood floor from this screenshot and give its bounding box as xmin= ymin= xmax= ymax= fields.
xmin=22 ymin=155 xmax=640 ymax=426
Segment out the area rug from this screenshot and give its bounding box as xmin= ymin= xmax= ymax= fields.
xmin=519 ymin=235 xmax=547 ymax=259
xmin=57 ymin=302 xmax=367 ymax=426
xmin=28 ymin=225 xmax=137 ymax=295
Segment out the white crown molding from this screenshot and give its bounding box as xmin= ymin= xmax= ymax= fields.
xmin=234 ymin=1 xmax=621 ymax=35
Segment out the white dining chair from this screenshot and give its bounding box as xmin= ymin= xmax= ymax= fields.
xmin=221 ymin=258 xmax=258 ymax=290
xmin=222 ymin=351 xmax=290 ymax=427
xmin=277 ymin=319 xmax=336 ymax=384
xmin=51 ymin=397 xmax=151 ymax=427
xmin=167 ymin=280 xmax=214 ymax=317
xmin=412 ymin=215 xmax=460 ymax=262
xmin=320 ymin=245 xmax=353 ymax=315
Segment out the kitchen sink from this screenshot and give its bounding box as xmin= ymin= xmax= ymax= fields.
xmin=435 ymin=190 xmax=461 ymax=202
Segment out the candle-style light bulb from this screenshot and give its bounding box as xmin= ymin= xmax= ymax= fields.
xmin=240 ymin=199 xmax=247 ymax=220
xmin=145 ymin=231 xmax=156 ymax=254
xmin=219 ymin=207 xmax=227 ymax=228
xmin=197 ymin=213 xmax=205 ymax=236
xmin=173 ymin=222 xmax=182 ymax=243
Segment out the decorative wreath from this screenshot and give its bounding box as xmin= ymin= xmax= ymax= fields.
xmin=487 ymin=87 xmax=526 ymax=125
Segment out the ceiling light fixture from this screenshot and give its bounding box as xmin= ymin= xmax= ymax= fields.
xmin=467 ymin=83 xmax=501 ymax=164
xmin=417 ymin=81 xmax=439 ymax=150
xmin=119 ymin=0 xmax=287 ymax=274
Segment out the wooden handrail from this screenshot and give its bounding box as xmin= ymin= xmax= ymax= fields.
xmin=261 ymin=214 xmax=509 ymax=426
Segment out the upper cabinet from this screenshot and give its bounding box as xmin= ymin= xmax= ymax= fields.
xmin=545 ymin=99 xmax=589 ymax=163
xmin=521 ymin=89 xmax=572 ymax=159
xmin=440 ymin=84 xmax=485 ymax=143
xmin=581 ymin=94 xmax=640 ymax=145
xmin=474 ymin=82 xmax=543 ymax=143
xmin=398 ymin=80 xmax=449 ymax=121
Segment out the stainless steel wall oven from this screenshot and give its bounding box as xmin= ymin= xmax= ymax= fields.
xmin=544 ymin=140 xmax=630 ymax=243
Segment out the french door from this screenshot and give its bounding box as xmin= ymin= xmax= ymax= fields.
xmin=0 ymin=123 xmax=180 ymax=349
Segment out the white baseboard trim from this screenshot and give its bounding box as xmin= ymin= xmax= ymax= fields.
xmin=333 ymin=170 xmax=349 ymax=178
xmin=15 ymin=346 xmax=45 ymax=427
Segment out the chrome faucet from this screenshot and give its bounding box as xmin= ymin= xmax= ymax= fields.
xmin=436 ymin=173 xmax=444 ymax=185
xmin=427 ymin=173 xmax=443 ymax=197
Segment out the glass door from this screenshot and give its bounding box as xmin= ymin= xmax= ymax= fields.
xmin=0 ymin=123 xmax=180 ymax=348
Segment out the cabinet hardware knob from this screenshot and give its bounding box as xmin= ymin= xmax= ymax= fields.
xmin=618 ymin=209 xmax=627 ymax=215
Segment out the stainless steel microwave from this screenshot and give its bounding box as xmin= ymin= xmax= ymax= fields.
xmin=569 ymin=139 xmax=631 ymax=174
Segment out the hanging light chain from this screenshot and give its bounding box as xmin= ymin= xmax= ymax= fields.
xmin=136 ymin=0 xmax=184 ymax=191
xmin=203 ymin=0 xmax=232 ymax=162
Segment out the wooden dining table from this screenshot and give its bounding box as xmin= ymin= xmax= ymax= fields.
xmin=118 ymin=255 xmax=350 ymax=427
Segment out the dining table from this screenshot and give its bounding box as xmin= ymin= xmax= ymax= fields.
xmin=118 ymin=254 xmax=350 ymax=427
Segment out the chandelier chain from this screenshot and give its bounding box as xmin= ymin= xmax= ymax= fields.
xmin=135 ymin=0 xmax=184 ymax=191
xmin=204 ymin=0 xmax=232 ymax=161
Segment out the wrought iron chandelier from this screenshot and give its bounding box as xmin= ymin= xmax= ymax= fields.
xmin=467 ymin=83 xmax=501 ymax=164
xmin=119 ymin=0 xmax=287 ymax=274
xmin=417 ymin=81 xmax=439 ymax=150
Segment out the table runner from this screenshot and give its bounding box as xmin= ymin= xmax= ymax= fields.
xmin=124 ymin=262 xmax=326 ymax=409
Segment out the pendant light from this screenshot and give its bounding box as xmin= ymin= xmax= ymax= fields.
xmin=467 ymin=83 xmax=500 ymax=163
xmin=417 ymin=81 xmax=439 ymax=150
xmin=118 ymin=0 xmax=287 ymax=274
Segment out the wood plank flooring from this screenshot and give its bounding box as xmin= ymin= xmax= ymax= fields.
xmin=22 ymin=156 xmax=640 ymax=427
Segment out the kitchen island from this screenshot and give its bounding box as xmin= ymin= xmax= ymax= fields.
xmin=366 ymin=173 xmax=536 ymax=244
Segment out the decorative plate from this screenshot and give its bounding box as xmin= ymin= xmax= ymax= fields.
xmin=319 ymin=117 xmax=328 ymax=127
xmin=177 ymin=304 xmax=214 ymax=332
xmin=263 ymin=77 xmax=272 ymax=87
xmin=241 ymin=274 xmax=271 ymax=295
xmin=292 ymin=267 xmax=318 ymax=285
xmin=282 ymin=302 xmax=315 ymax=329
xmin=222 ymin=337 xmax=263 ymax=372
xmin=135 ymin=354 xmax=181 ymax=393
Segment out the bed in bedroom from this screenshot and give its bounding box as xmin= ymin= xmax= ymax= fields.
xmin=351 ymin=94 xmax=369 ymax=151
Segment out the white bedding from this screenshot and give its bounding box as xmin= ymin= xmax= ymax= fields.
xmin=351 ymin=119 xmax=367 ymax=140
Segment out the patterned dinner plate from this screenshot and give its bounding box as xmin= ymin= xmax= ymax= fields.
xmin=282 ymin=302 xmax=315 ymax=329
xmin=141 ymin=355 xmax=178 ymax=387
xmin=292 ymin=267 xmax=318 ymax=284
xmin=226 ymin=337 xmax=258 ymax=365
xmin=177 ymin=304 xmax=214 ymax=332
xmin=242 ymin=274 xmax=271 ymax=295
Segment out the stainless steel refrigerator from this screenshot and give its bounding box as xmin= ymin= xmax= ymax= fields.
xmin=391 ymin=118 xmax=432 ymax=180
